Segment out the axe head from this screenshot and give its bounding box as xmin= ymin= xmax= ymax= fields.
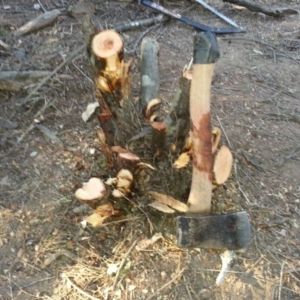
xmin=176 ymin=211 xmax=250 ymax=250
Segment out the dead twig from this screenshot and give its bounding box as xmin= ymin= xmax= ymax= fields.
xmin=127 ymin=23 xmax=161 ymax=54
xmin=223 ymin=0 xmax=298 ymax=18
xmin=61 ymin=273 xmax=101 ymax=300
xmin=221 ymin=37 xmax=300 ymax=66
xmin=14 ymin=9 xmax=61 ymax=36
xmin=146 ymin=268 xmax=185 ymax=300
xmin=19 ymin=44 xmax=85 ymax=106
xmin=112 ymin=240 xmax=138 ymax=290
xmin=233 ymin=161 xmax=257 ymax=206
xmin=216 ymin=114 xmax=232 ymax=148
xmin=276 ymin=144 xmax=300 ymax=167
xmin=278 ymin=261 xmax=285 ymax=300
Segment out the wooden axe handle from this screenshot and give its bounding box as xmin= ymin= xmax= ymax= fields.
xmin=187 ymin=32 xmax=220 ymax=213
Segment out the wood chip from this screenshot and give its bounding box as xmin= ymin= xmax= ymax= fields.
xmin=148 ymin=191 xmax=188 ymax=212
xmin=148 ymin=201 xmax=175 ymax=214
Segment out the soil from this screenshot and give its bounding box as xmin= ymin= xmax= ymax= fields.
xmin=1 ymin=0 xmax=300 ymax=299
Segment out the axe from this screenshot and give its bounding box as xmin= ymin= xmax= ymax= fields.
xmin=176 ymin=32 xmax=250 ymax=250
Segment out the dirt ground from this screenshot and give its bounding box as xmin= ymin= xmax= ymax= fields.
xmin=1 ymin=0 xmax=300 ymax=299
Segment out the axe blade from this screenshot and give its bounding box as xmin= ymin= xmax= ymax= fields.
xmin=176 ymin=211 xmax=250 ymax=250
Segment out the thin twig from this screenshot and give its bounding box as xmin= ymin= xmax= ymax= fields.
xmin=61 ymin=273 xmax=101 ymax=300
xmin=221 ymin=37 xmax=300 ymax=66
xmin=19 ymin=276 xmax=55 ymax=289
xmin=233 ymin=161 xmax=257 ymax=206
xmin=37 ymin=0 xmax=47 ymax=12
xmin=9 ymin=272 xmax=13 ymax=300
xmin=127 ymin=23 xmax=161 ymax=54
xmin=112 ymin=240 xmax=138 ymax=290
xmin=216 ymin=114 xmax=232 ymax=148
xmin=145 ymin=268 xmax=185 ymax=300
xmin=278 ymin=261 xmax=285 ymax=300
xmin=19 ymin=44 xmax=85 ymax=106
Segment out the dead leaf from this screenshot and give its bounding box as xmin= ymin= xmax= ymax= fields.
xmin=148 ymin=191 xmax=188 ymax=212
xmin=148 ymin=201 xmax=175 ymax=214
xmin=173 ymin=152 xmax=190 ymax=169
xmin=81 ymin=102 xmax=99 ymax=122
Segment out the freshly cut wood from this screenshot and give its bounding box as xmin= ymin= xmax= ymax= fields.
xmin=91 ymin=30 xmax=123 ymax=95
xmin=148 ymin=191 xmax=188 ymax=212
xmin=148 ymin=201 xmax=175 ymax=214
xmin=213 ymin=145 xmax=233 ymax=185
xmin=75 ymin=178 xmax=106 ymax=209
xmin=14 ymin=9 xmax=61 ymax=36
xmin=90 ymin=30 xmax=127 ymax=146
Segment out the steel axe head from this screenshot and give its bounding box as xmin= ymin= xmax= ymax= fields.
xmin=176 ymin=211 xmax=250 ymax=250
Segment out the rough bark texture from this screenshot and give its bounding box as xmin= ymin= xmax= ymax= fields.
xmin=140 ymin=38 xmax=160 ymax=110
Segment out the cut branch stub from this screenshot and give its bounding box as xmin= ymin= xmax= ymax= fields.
xmin=75 ymin=177 xmax=106 ymax=209
xmin=90 ymin=30 xmax=135 ymax=147
xmin=213 ymin=145 xmax=233 ymax=186
xmin=187 ymin=32 xmax=220 ymax=214
xmin=92 ymin=30 xmax=123 ymax=97
xmin=151 ymin=122 xmax=167 ymax=157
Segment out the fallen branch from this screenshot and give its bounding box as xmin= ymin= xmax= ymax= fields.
xmin=14 ymin=9 xmax=61 ymax=36
xmin=223 ymin=0 xmax=298 ymax=17
xmin=0 ymin=71 xmax=52 ymax=92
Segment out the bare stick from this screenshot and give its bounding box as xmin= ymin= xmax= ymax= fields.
xmin=146 ymin=268 xmax=185 ymax=300
xmin=216 ymin=114 xmax=232 ymax=148
xmin=0 ymin=71 xmax=52 ymax=92
xmin=61 ymin=273 xmax=101 ymax=300
xmin=14 ymin=9 xmax=61 ymax=36
xmin=233 ymin=161 xmax=257 ymax=206
xmin=278 ymin=261 xmax=285 ymax=300
xmin=112 ymin=240 xmax=137 ymax=290
xmin=223 ymin=0 xmax=297 ymax=17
